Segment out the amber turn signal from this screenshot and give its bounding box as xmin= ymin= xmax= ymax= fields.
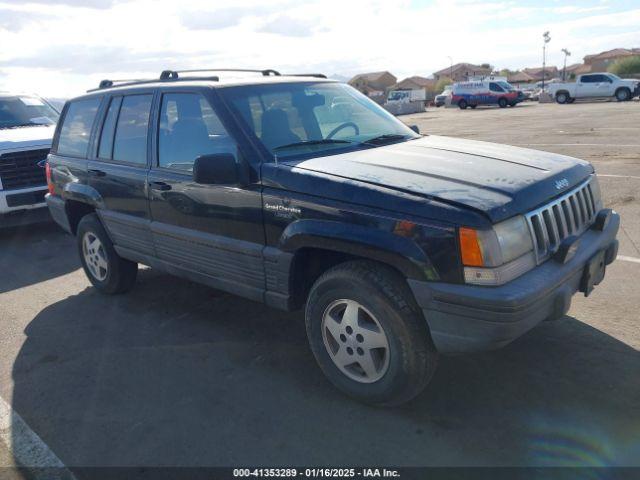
xmin=459 ymin=227 xmax=484 ymax=267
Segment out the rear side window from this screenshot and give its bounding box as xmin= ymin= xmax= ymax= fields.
xmin=158 ymin=93 xmax=237 ymax=172
xmin=98 ymin=96 xmax=122 ymax=159
xmin=56 ymin=98 xmax=101 ymax=157
xmin=581 ymin=75 xmax=595 ymax=83
xmin=112 ymin=94 xmax=152 ymax=165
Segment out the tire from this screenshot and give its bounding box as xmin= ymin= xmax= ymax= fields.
xmin=77 ymin=213 xmax=138 ymax=294
xmin=615 ymin=88 xmax=631 ymax=102
xmin=458 ymin=99 xmax=468 ymax=110
xmin=556 ymin=92 xmax=569 ymax=104
xmin=470 ymin=105 xmax=477 ymax=109
xmin=305 ymin=260 xmax=438 ymax=406
xmin=498 ymin=98 xmax=508 ymax=108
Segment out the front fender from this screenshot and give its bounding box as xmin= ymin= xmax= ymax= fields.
xmin=279 ymin=219 xmax=438 ymax=280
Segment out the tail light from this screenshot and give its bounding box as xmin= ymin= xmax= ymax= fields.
xmin=45 ymin=161 xmax=55 ymax=195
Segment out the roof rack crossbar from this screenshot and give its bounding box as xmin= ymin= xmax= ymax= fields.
xmin=285 ymin=73 xmax=328 ymax=79
xmin=161 ymin=69 xmax=281 ymax=78
xmin=88 ymin=74 xmax=220 ymax=92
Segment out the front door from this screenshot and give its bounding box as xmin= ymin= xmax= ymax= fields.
xmin=88 ymin=93 xmax=155 ymax=256
xmin=146 ymin=90 xmax=265 ymax=300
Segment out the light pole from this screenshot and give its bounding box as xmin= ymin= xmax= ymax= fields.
xmin=447 ymin=56 xmax=453 ymax=81
xmin=542 ymin=31 xmax=551 ymax=90
xmin=562 ymin=48 xmax=571 ymax=81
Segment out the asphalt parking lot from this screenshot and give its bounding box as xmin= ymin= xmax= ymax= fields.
xmin=1 ymin=101 xmax=639 ymax=472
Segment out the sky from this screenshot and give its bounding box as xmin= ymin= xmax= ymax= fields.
xmin=0 ymin=0 xmax=639 ymax=97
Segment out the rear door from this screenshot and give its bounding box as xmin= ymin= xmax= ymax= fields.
xmin=87 ymin=91 xmax=155 ymax=257
xmin=146 ymin=88 xmax=265 ymax=301
xmin=577 ymin=75 xmax=599 ymax=97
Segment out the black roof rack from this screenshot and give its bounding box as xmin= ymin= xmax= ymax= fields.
xmin=285 ymin=73 xmax=328 ymax=79
xmin=160 ymin=69 xmax=281 ymax=80
xmin=88 ymin=73 xmax=220 ymax=92
xmin=89 ymin=68 xmax=327 ymax=92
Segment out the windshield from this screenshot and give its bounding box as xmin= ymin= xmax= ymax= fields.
xmin=0 ymin=96 xmax=60 ymax=129
xmin=219 ymin=82 xmax=419 ymax=160
xmin=497 ymin=81 xmax=515 ymax=91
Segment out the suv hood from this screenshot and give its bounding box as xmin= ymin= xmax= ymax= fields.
xmin=284 ymin=135 xmax=593 ymax=223
xmin=0 ymin=125 xmax=55 ymax=152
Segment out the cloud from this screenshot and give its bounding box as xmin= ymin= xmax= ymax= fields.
xmin=259 ymin=14 xmax=326 ymax=37
xmin=0 ymin=0 xmax=116 ymax=8
xmin=180 ymin=6 xmax=267 ymax=30
xmin=0 ymin=8 xmax=52 ymax=32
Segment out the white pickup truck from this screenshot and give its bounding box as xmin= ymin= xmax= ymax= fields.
xmin=549 ymin=73 xmax=640 ymax=104
xmin=1 ymin=93 xmax=60 ymax=228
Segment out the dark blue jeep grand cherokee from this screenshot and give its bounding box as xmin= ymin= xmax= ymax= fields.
xmin=46 ymin=69 xmax=619 ymax=405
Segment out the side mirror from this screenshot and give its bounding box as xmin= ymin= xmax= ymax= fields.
xmin=193 ymin=154 xmax=239 ymax=185
xmin=409 ymin=125 xmax=420 ymax=134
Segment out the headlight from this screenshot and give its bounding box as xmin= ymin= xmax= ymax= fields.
xmin=590 ymin=174 xmax=603 ymax=211
xmin=459 ymin=216 xmax=536 ymax=286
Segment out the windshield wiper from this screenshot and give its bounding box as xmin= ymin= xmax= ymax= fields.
xmin=361 ymin=133 xmax=411 ymax=146
xmin=273 ymin=139 xmax=353 ymax=151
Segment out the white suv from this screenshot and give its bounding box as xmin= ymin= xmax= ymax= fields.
xmin=0 ymin=93 xmax=60 ymax=227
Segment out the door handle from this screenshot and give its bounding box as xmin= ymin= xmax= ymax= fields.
xmin=149 ymin=181 xmax=172 ymax=191
xmin=88 ymin=168 xmax=106 ymax=177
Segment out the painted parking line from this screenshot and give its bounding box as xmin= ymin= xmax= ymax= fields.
xmin=0 ymin=395 xmax=75 ymax=479
xmin=598 ymin=174 xmax=640 ymax=180
xmin=618 ymin=255 xmax=640 ymax=265
xmin=515 ymin=143 xmax=640 ymax=147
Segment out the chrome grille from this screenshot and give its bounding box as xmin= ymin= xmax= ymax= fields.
xmin=0 ymin=148 xmax=49 ymax=190
xmin=525 ymin=178 xmax=598 ymax=263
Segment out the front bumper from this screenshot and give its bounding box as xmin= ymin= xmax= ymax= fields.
xmin=408 ymin=211 xmax=620 ymax=354
xmin=0 ymin=186 xmax=49 ymax=228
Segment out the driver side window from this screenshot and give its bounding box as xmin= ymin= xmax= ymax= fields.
xmin=158 ymin=93 xmax=237 ymax=172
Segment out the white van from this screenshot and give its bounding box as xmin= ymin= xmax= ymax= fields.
xmin=0 ymin=93 xmax=60 ymax=227
xmin=451 ymin=79 xmax=522 ymax=109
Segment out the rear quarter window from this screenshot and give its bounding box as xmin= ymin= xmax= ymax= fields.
xmin=56 ymin=98 xmax=101 ymax=157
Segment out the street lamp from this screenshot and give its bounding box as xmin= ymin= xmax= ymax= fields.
xmin=562 ymin=48 xmax=571 ymax=81
xmin=542 ymin=31 xmax=551 ymax=90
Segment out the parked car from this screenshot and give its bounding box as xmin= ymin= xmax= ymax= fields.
xmin=1 ymin=93 xmax=60 ymax=227
xmin=46 ymin=69 xmax=619 ymax=406
xmin=452 ymin=79 xmax=522 ymax=109
xmin=548 ymin=73 xmax=640 ymax=104
xmin=434 ymin=86 xmax=452 ymax=107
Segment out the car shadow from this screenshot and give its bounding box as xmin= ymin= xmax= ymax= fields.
xmin=0 ymin=223 xmax=78 ymax=294
xmin=9 ymin=269 xmax=640 ymax=468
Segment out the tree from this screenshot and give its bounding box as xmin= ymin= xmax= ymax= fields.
xmin=434 ymin=78 xmax=452 ymax=93
xmin=608 ymin=56 xmax=640 ymax=75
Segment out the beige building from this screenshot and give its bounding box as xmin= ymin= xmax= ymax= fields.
xmin=432 ymin=63 xmax=492 ymax=82
xmin=348 ymin=71 xmax=397 ymax=103
xmin=583 ymin=48 xmax=640 ymax=72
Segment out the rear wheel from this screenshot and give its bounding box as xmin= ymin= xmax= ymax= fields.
xmin=77 ymin=213 xmax=138 ymax=294
xmin=305 ymin=261 xmax=438 ymax=406
xmin=556 ymin=92 xmax=569 ymax=104
xmin=458 ymin=99 xmax=468 ymax=110
xmin=498 ymin=98 xmax=508 ymax=108
xmin=615 ymin=88 xmax=631 ymax=102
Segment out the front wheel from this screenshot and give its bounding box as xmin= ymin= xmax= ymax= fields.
xmin=77 ymin=213 xmax=138 ymax=294
xmin=305 ymin=261 xmax=438 ymax=406
xmin=615 ymin=88 xmax=631 ymax=102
